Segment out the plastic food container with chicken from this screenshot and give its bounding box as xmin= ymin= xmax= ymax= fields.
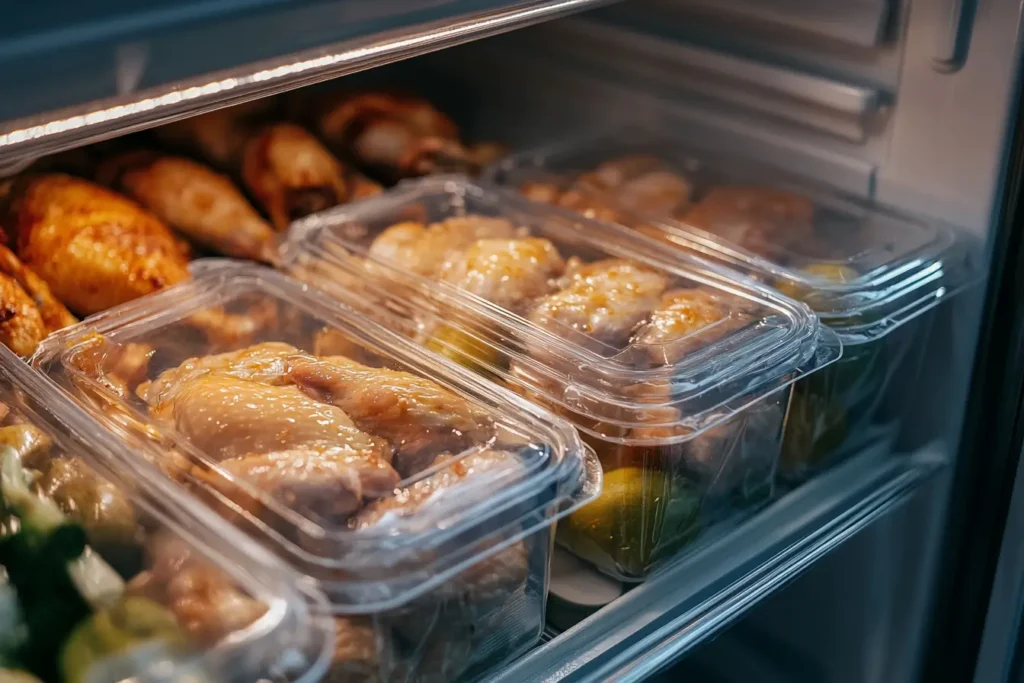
xmin=31 ymin=261 xmax=597 ymax=683
xmin=279 ymin=176 xmax=841 ymax=581
xmin=0 ymin=341 xmax=332 ymax=683
xmin=486 ymin=129 xmax=977 ymax=481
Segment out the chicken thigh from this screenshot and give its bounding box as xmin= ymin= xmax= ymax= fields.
xmin=367 ymin=216 xmax=517 ymax=278
xmin=632 ymin=288 xmax=755 ymax=364
xmin=288 ymin=354 xmax=494 ymax=476
xmin=145 ymin=374 xmax=391 ymax=463
xmin=439 ymin=237 xmax=566 ymax=313
xmin=99 ymin=152 xmax=277 ymax=262
xmin=528 ymin=258 xmax=670 ymax=348
xmin=0 ymin=174 xmax=190 ymax=316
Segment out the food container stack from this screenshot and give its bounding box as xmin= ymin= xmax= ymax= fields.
xmin=279 ymin=177 xmax=840 ymax=580
xmin=32 ymin=262 xmax=597 ymax=683
xmin=487 ymin=129 xmax=976 ymax=481
xmin=0 ymin=342 xmax=332 ymax=683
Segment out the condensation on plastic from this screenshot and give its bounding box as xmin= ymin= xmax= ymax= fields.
xmin=0 ymin=342 xmax=333 ymax=683
xmin=279 ymin=176 xmax=841 ymax=580
xmin=485 ymin=126 xmax=978 ymax=345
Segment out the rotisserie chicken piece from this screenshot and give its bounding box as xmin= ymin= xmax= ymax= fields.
xmin=127 ymin=532 xmax=267 ymax=642
xmin=681 ymin=186 xmax=816 ymax=258
xmin=207 ymin=446 xmax=400 ymax=521
xmin=143 ymin=374 xmax=392 ymax=463
xmin=0 ymin=174 xmax=191 ymax=316
xmin=632 ymin=287 xmax=756 ymax=364
xmin=439 ymin=237 xmax=566 ymax=313
xmin=242 ymin=122 xmax=377 ymax=231
xmin=137 ymin=341 xmax=299 ymax=406
xmin=154 ymin=101 xmax=272 ymax=168
xmin=0 ymin=243 xmax=76 ymax=356
xmin=528 ymin=258 xmax=670 ymax=348
xmin=98 ymin=152 xmax=277 ymax=262
xmin=351 ymin=449 xmax=522 ymax=529
xmin=325 ymin=617 xmax=390 ymax=683
xmin=367 ymin=216 xmax=517 ymax=278
xmin=288 ymin=354 xmax=495 ymax=477
xmin=580 ymin=155 xmax=693 ymax=216
xmin=314 ymin=91 xmax=504 ymax=179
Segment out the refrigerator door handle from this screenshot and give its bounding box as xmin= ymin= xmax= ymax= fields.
xmin=934 ymin=0 xmax=978 ymax=72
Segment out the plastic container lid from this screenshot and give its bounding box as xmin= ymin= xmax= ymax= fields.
xmin=32 ymin=261 xmax=596 ymax=613
xmin=0 ymin=341 xmax=332 ymax=683
xmin=486 ymin=127 xmax=978 ymax=344
xmin=280 ymin=176 xmax=841 ymax=448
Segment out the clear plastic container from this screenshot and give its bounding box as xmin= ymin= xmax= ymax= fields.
xmin=279 ymin=176 xmax=840 ymax=580
xmin=0 ymin=341 xmax=332 ymax=683
xmin=32 ymin=261 xmax=597 ymax=683
xmin=487 ymin=129 xmax=978 ymax=480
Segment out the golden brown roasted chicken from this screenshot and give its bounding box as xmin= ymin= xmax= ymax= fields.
xmin=98 ymin=151 xmax=277 ymax=262
xmin=154 ymin=100 xmax=273 ymax=168
xmin=0 ymin=174 xmax=191 ymax=317
xmin=439 ymin=237 xmax=566 ymax=313
xmin=314 ymin=91 xmax=505 ymax=180
xmin=241 ymin=122 xmax=382 ymax=230
xmin=367 ymin=216 xmax=518 ymax=278
xmin=0 ymin=243 xmax=76 ymax=356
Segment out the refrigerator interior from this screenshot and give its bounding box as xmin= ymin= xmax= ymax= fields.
xmin=0 ymin=0 xmax=1021 ymax=680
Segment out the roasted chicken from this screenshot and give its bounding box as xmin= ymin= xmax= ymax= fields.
xmin=439 ymin=237 xmax=566 ymax=313
xmin=314 ymin=91 xmax=504 ymax=180
xmin=241 ymin=122 xmax=382 ymax=230
xmin=288 ymin=354 xmax=495 ymax=476
xmin=154 ymin=101 xmax=273 ymax=168
xmin=98 ymin=152 xmax=277 ymax=262
xmin=0 ymin=174 xmax=191 ymax=316
xmin=633 ymin=287 xmax=756 ymax=364
xmin=0 ymin=243 xmax=76 ymax=356
xmin=528 ymin=258 xmax=670 ymax=348
xmin=367 ymin=216 xmax=518 ymax=278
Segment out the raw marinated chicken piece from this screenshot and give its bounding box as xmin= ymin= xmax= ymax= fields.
xmin=367 ymin=216 xmax=517 ymax=278
xmin=69 ymin=336 xmax=155 ymax=399
xmin=632 ymin=288 xmax=754 ymax=364
xmin=138 ymin=342 xmax=299 ymax=406
xmin=288 ymin=355 xmax=494 ymax=477
xmin=0 ymin=243 xmax=76 ymax=357
xmin=0 ymin=174 xmax=191 ymax=316
xmin=682 ymin=186 xmax=816 ymax=258
xmin=315 ymin=91 xmax=503 ymax=179
xmin=529 ymin=258 xmax=670 ymax=348
xmin=155 ymin=101 xmax=271 ymax=168
xmin=185 ymin=297 xmax=280 ymax=349
xmin=127 ymin=532 xmax=267 ymax=642
xmin=207 ymin=446 xmax=400 ymax=521
xmin=99 ymin=152 xmax=277 ymax=262
xmin=325 ymin=617 xmax=389 ymax=683
xmin=146 ymin=374 xmax=391 ymax=463
xmin=439 ymin=237 xmax=566 ymax=313
xmin=520 ymin=180 xmax=625 ymax=224
xmin=242 ymin=123 xmax=352 ymax=230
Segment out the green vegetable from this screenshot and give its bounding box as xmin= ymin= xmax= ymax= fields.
xmin=60 ymin=598 xmax=187 ymax=683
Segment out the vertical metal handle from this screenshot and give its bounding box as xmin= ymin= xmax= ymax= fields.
xmin=933 ymin=0 xmax=977 ymax=72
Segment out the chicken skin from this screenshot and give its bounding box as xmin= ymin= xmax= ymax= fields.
xmin=0 ymin=243 xmax=76 ymax=356
xmin=210 ymin=446 xmax=400 ymax=521
xmin=0 ymin=174 xmax=190 ymax=316
xmin=242 ymin=123 xmax=377 ymax=231
xmin=154 ymin=101 xmax=271 ymax=168
xmin=367 ymin=217 xmax=517 ymax=278
xmin=99 ymin=152 xmax=277 ymax=262
xmin=529 ymin=258 xmax=670 ymax=348
xmin=681 ymin=186 xmax=816 ymax=258
xmin=127 ymin=532 xmax=267 ymax=643
xmin=315 ymin=91 xmax=503 ymax=180
xmin=439 ymin=237 xmax=566 ymax=313
xmin=144 ymin=374 xmax=391 ymax=463
xmin=288 ymin=354 xmax=495 ymax=476
xmin=633 ymin=288 xmax=755 ymax=364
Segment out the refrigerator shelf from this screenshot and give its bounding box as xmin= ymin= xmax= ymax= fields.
xmin=487 ymin=444 xmax=944 ymax=683
xmin=0 ymin=0 xmax=612 ymax=168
